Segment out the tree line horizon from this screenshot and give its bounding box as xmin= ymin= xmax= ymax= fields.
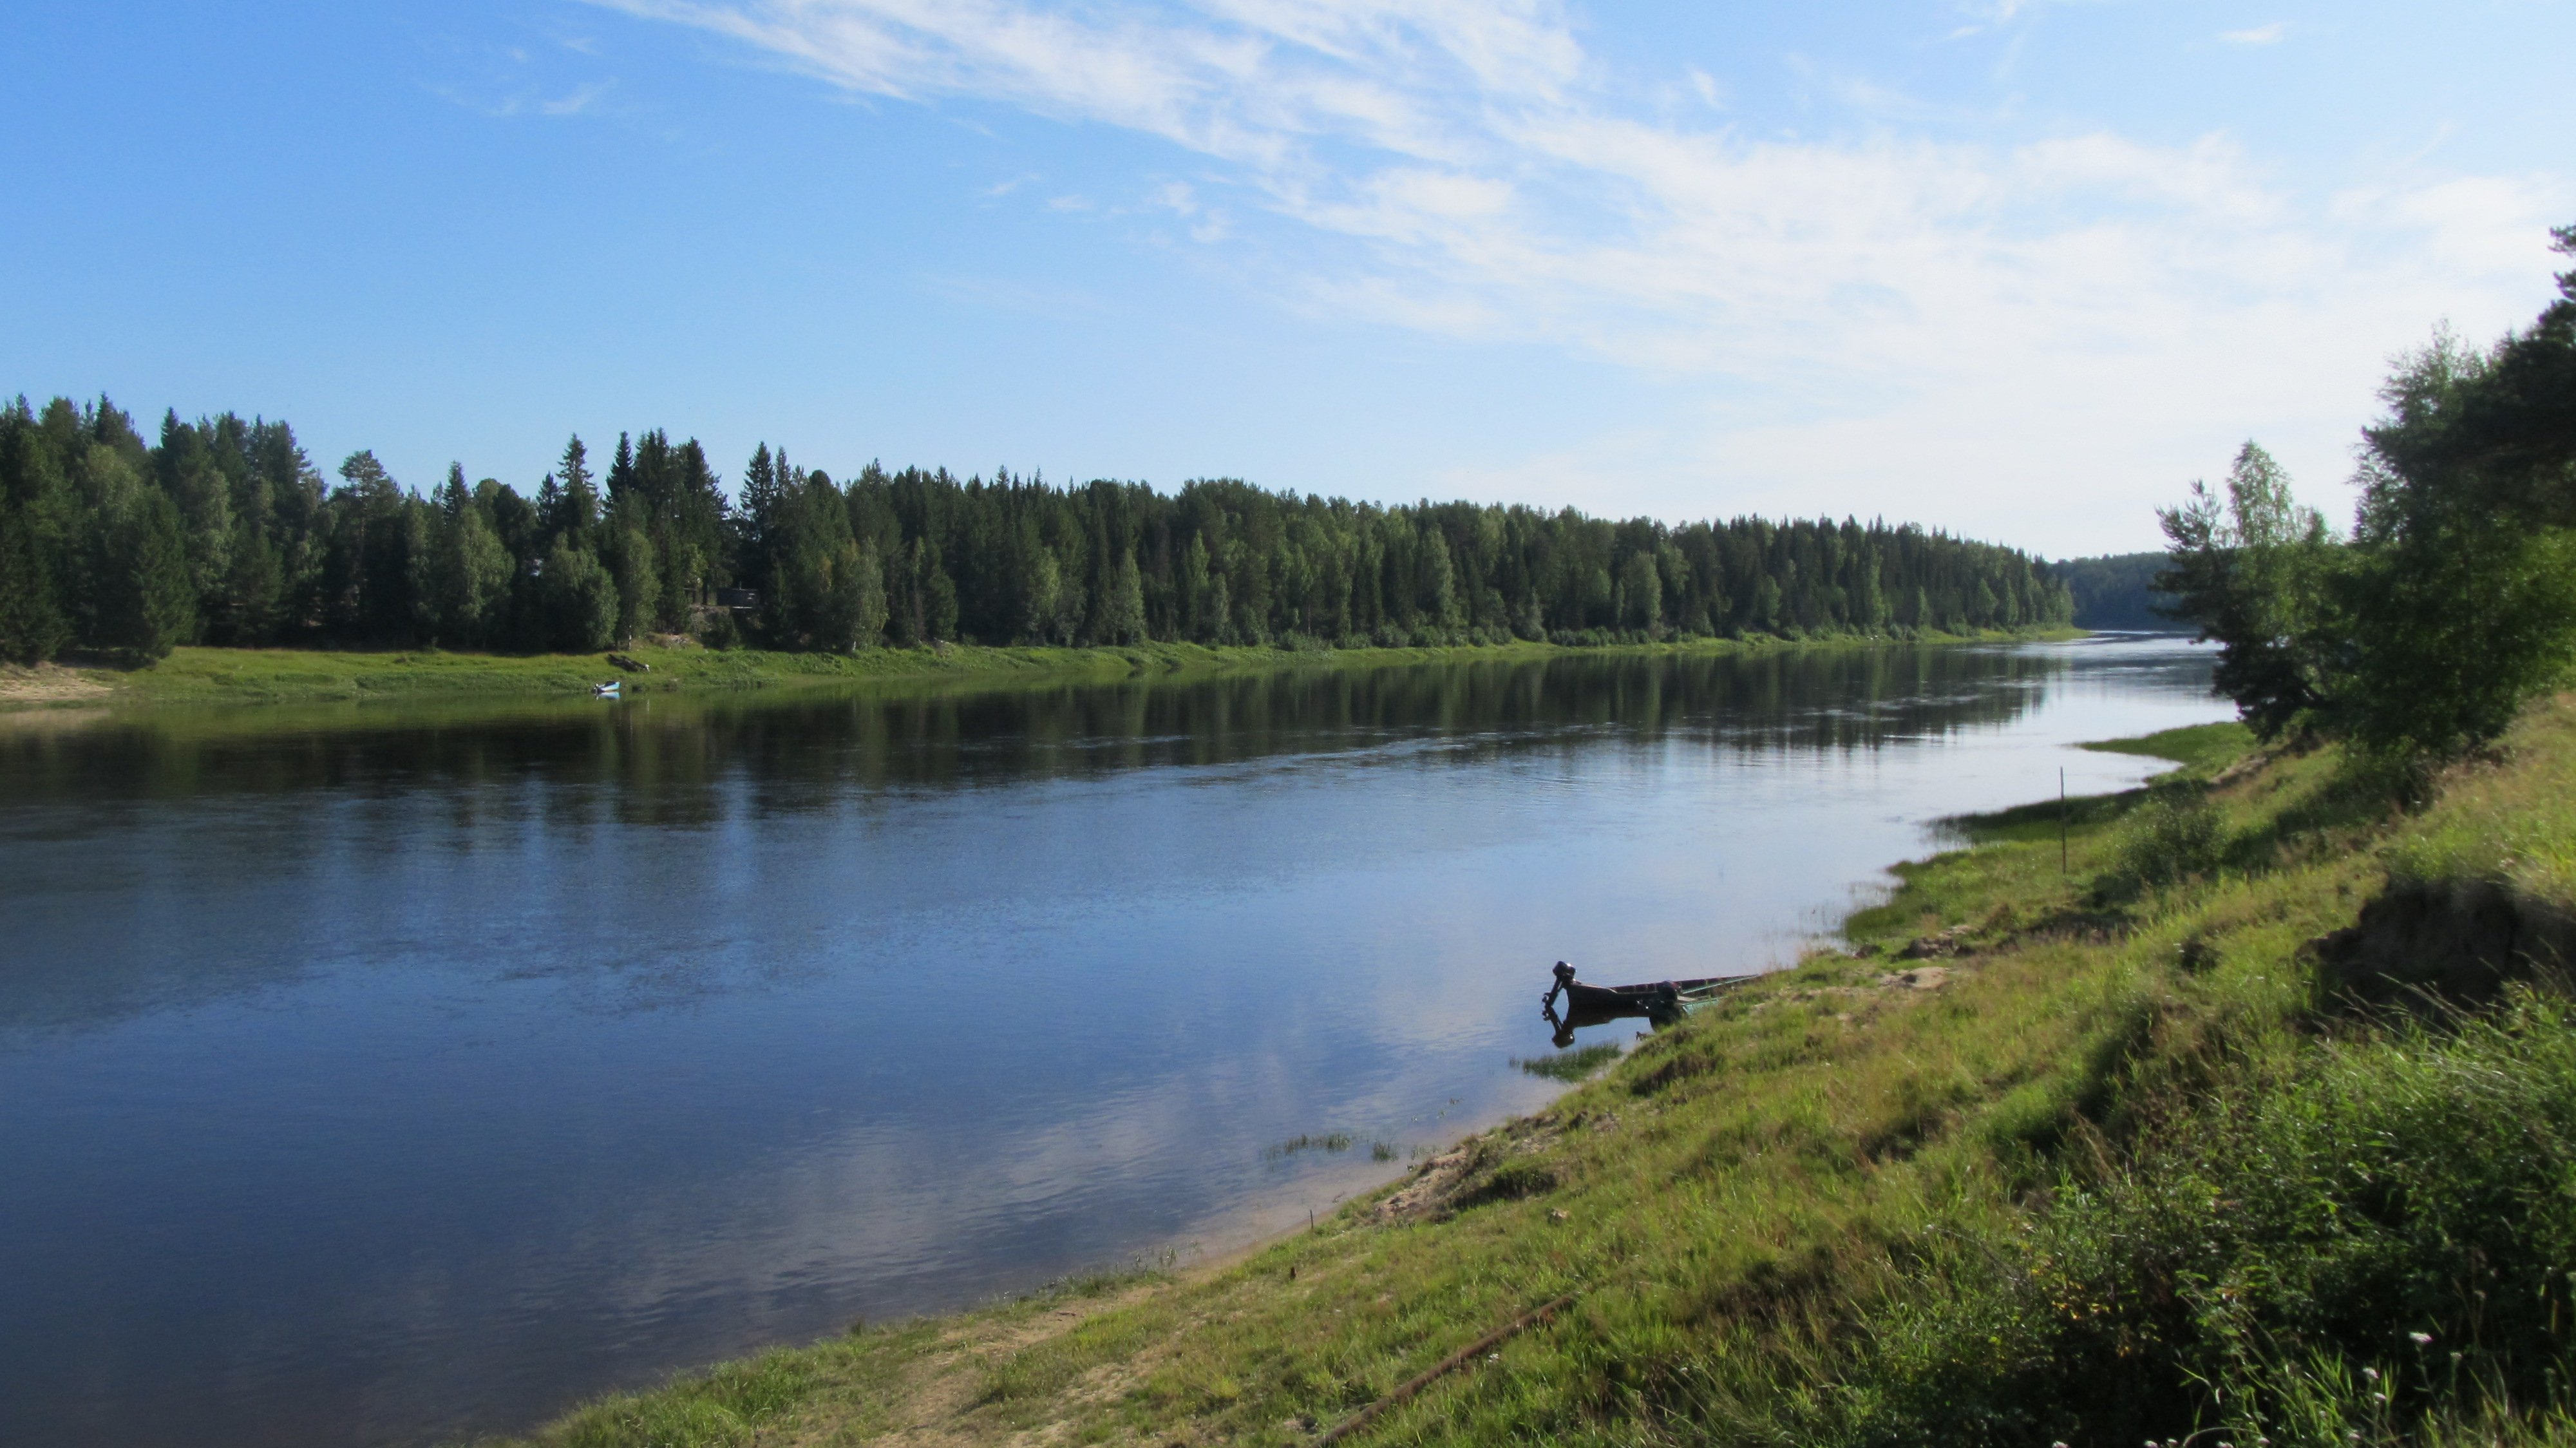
xmin=0 ymin=395 xmax=2075 ymax=665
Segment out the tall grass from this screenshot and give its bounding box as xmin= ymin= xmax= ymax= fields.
xmin=1817 ymin=993 xmax=2576 ymax=1447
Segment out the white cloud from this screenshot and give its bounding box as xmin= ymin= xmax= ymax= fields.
xmin=540 ymin=80 xmax=614 ymax=115
xmin=2220 ymin=22 xmax=2290 ymax=45
xmin=594 ymin=0 xmax=2568 ymax=551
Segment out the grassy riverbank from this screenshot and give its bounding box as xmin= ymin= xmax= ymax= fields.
xmin=0 ymin=627 xmax=2084 ymax=710
xmin=495 ymin=696 xmax=2576 ymax=1448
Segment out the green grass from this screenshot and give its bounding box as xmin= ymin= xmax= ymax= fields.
xmin=2385 ymin=692 xmax=2576 ymax=904
xmin=495 ymin=695 xmax=2576 ymax=1448
xmin=12 ymin=625 xmax=2086 ymax=711
xmin=2078 ymin=719 xmax=2258 ymax=774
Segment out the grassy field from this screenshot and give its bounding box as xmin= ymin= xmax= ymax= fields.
xmin=0 ymin=627 xmax=2086 ymax=710
xmin=490 ymin=696 xmax=2576 ymax=1448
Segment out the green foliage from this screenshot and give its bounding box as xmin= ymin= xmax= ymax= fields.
xmin=2100 ymin=778 xmax=2227 ymax=896
xmin=2159 ymin=222 xmax=2576 ymax=766
xmin=93 ymin=480 xmax=198 ymax=661
xmin=2334 ymin=326 xmax=2576 ymax=760
xmin=2157 ymin=441 xmax=2344 ymax=740
xmin=2052 ymin=550 xmax=2174 ymax=629
xmin=1832 ymin=994 xmax=2576 ymax=1448
xmin=541 ymin=540 xmax=618 ymax=653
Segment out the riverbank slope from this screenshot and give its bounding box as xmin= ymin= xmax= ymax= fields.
xmin=501 ymin=693 xmax=2576 ymax=1448
xmin=0 ymin=628 xmax=2084 ymax=710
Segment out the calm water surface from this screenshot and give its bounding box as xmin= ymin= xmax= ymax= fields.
xmin=0 ymin=638 xmax=2225 ymax=1447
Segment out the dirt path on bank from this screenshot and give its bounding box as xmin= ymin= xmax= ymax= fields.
xmin=777 ymin=1282 xmax=1168 ymax=1448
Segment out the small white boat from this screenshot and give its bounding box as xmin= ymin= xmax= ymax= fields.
xmin=593 ymin=680 xmax=621 ymax=698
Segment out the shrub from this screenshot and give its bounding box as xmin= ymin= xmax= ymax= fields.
xmin=2101 ymin=783 xmax=2226 ymax=896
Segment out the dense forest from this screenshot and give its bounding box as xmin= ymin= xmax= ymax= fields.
xmin=0 ymin=398 xmax=2071 ymax=665
xmin=2051 ymin=551 xmax=2172 ymax=629
xmin=2163 ymin=222 xmax=2576 ymax=765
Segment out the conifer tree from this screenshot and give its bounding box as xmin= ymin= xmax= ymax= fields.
xmin=0 ymin=500 xmax=69 ymax=662
xmin=548 ymin=435 xmax=598 ymax=550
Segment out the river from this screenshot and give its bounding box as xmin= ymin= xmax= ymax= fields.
xmin=0 ymin=636 xmax=2226 ymax=1447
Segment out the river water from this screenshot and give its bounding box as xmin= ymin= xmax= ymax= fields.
xmin=0 ymin=636 xmax=2224 ymax=1447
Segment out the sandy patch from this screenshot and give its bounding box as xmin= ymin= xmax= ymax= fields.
xmin=0 ymin=663 xmax=112 ymax=705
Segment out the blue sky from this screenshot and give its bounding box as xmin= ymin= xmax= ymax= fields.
xmin=5 ymin=1 xmax=2570 ymax=555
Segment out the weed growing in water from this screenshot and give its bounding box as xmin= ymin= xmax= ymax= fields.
xmin=1511 ymin=1043 xmax=1622 ymax=1081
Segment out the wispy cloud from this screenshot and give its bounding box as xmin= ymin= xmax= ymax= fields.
xmin=2220 ymin=21 xmax=2290 ymax=45
xmin=540 ymin=80 xmax=615 ymax=115
xmin=426 ymin=30 xmax=620 ymax=120
xmin=1945 ymin=0 xmax=2108 ymax=41
xmin=589 ymin=0 xmax=2567 ymax=547
xmin=431 ymin=82 xmax=615 ymax=119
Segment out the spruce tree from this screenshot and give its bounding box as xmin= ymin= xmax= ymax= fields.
xmin=0 ymin=501 xmax=70 ymax=662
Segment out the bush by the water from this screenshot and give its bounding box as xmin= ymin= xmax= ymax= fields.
xmin=2159 ymin=222 xmax=2576 ymax=767
xmin=2100 ymin=780 xmax=2228 ymax=897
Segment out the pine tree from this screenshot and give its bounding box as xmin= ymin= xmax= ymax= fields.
xmin=919 ymin=537 xmax=959 ymax=642
xmin=1179 ymin=534 xmax=1211 ymax=642
xmin=0 ymin=500 xmax=70 ymax=662
xmin=102 ymin=487 xmax=198 ymax=660
xmin=1423 ymin=531 xmax=1462 ymax=634
xmin=548 ymin=435 xmax=599 ymax=550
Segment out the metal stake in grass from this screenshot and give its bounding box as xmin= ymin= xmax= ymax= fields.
xmin=2060 ymin=767 xmax=2069 ymax=875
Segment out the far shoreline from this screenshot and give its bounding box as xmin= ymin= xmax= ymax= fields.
xmin=0 ymin=626 xmax=2096 ymax=713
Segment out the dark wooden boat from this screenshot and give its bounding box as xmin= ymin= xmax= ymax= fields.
xmin=1558 ymin=977 xmax=1732 ymax=1013
xmin=1546 ymin=969 xmax=1740 ymax=1016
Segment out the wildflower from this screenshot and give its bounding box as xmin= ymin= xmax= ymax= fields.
xmin=2363 ymin=1367 xmax=2380 ymax=1382
xmin=2410 ymin=1332 xmax=2434 ymax=1346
